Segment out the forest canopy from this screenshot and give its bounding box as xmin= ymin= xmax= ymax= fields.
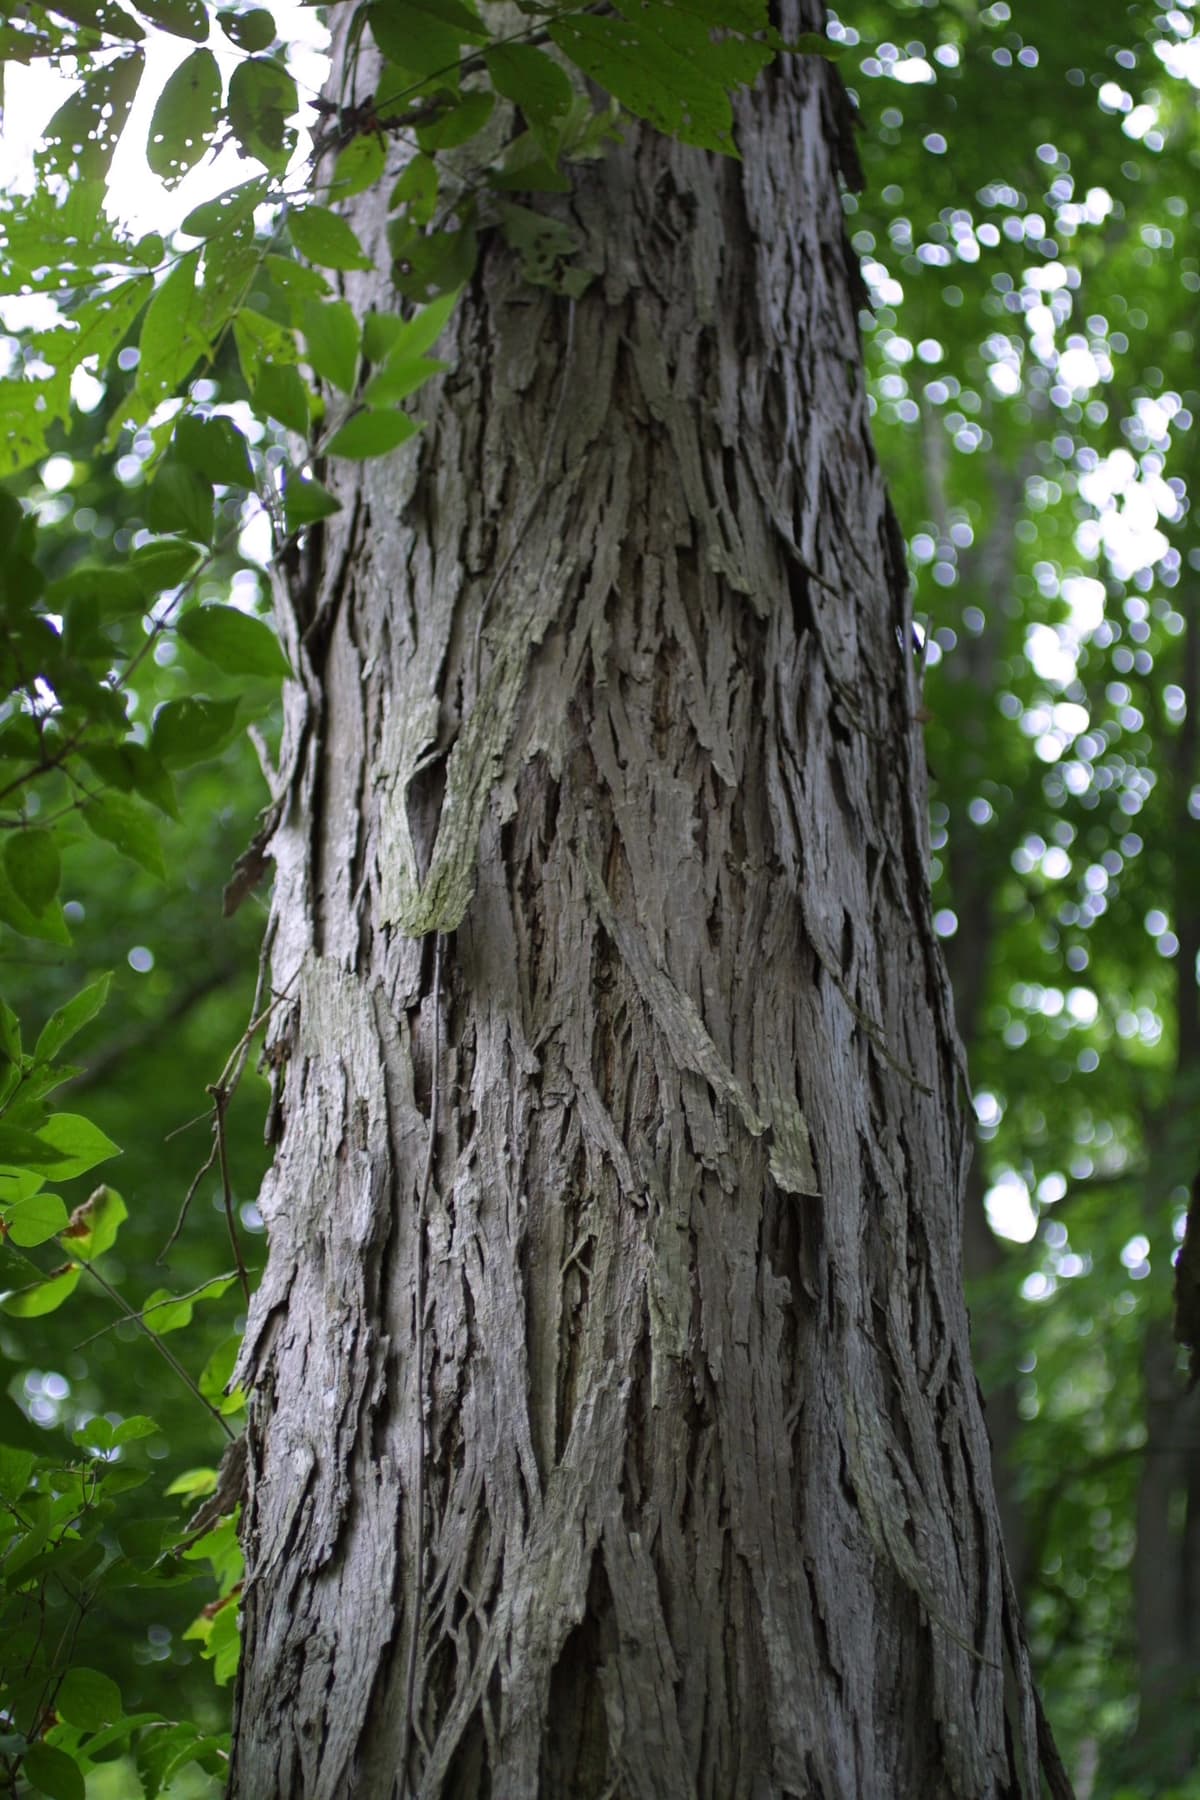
xmin=0 ymin=0 xmax=1197 ymax=1794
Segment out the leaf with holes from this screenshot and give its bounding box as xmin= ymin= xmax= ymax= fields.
xmin=182 ymin=176 xmax=268 ymax=239
xmin=128 ymin=248 xmax=210 ymax=424
xmin=548 ymin=3 xmax=765 ymax=156
xmin=497 ymin=202 xmax=583 ymax=292
xmin=228 ymin=56 xmax=297 ymax=172
xmin=43 ymin=0 xmax=145 ymax=37
xmin=219 ymin=6 xmax=275 ymax=50
xmin=38 ymin=50 xmax=144 ymax=181
xmin=136 ymin=0 xmax=209 ymax=38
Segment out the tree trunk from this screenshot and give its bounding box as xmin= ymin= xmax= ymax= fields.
xmin=228 ymin=14 xmax=1063 ymax=1797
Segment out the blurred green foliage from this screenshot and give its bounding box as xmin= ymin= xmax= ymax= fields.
xmin=840 ymin=2 xmax=1200 ymax=1790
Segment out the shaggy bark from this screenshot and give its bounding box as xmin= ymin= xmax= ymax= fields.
xmin=228 ymin=12 xmax=1064 ymax=1796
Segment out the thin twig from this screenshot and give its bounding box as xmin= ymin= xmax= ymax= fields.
xmin=210 ymin=1081 xmax=252 ymax=1306
xmin=159 ymin=976 xmax=295 ymax=1263
xmin=73 ymin=1270 xmax=243 ymax=1348
xmin=78 ymin=1260 xmax=235 ymax=1442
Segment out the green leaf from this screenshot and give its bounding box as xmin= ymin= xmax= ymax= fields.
xmin=47 ymin=560 xmax=142 ymax=615
xmin=199 ymin=1334 xmax=242 ymax=1405
xmin=79 ymin=743 xmax=179 ymax=820
xmin=330 ymin=133 xmax=386 ymax=200
xmin=151 ymin=696 xmax=242 ymax=766
xmin=290 ymin=204 xmax=373 ymax=272
xmin=177 ymin=605 xmax=291 ymax=678
xmin=181 ymin=176 xmax=268 ymax=239
xmin=549 ymin=5 xmax=762 ymax=155
xmin=60 ymin=1185 xmax=127 ymax=1260
xmin=284 ymin=473 xmax=341 ymax=530
xmin=0 ymin=384 xmax=50 ymax=480
xmin=1 ymin=1263 xmax=81 ymax=1318
xmin=136 ymin=0 xmax=210 ymax=36
xmin=56 ymin=1666 xmax=123 ymax=1732
xmin=21 ymin=1740 xmax=84 ymax=1800
xmin=389 ymin=153 xmax=437 ymax=224
xmin=128 ymin=535 xmax=205 ymax=594
xmin=325 ymin=410 xmax=420 ymax=459
xmin=142 ymin=1274 xmax=237 ymax=1333
xmin=416 ymin=89 xmax=493 ymax=152
xmin=361 ymin=355 xmax=447 ymax=407
xmin=253 ymin=362 xmax=309 ymax=434
xmin=263 ymin=253 xmax=331 ymax=303
xmin=218 ymin=7 xmax=276 ymax=50
xmin=5 ymin=1193 xmax=69 ymax=1247
xmin=31 ymin=1115 xmax=120 ymax=1181
xmin=228 ymin=56 xmax=297 ymax=172
xmin=39 ymin=0 xmax=145 ymax=38
xmin=364 ymin=287 xmax=459 ymax=363
xmin=147 ymin=459 xmax=213 ymax=544
xmin=376 ymin=0 xmax=484 ymax=44
xmin=0 ymin=998 xmax=19 ymax=1082
xmin=787 ymin=30 xmax=846 ymax=57
xmin=113 ymin=1414 xmax=160 ymax=1445
xmin=131 ymin=248 xmax=209 ymax=420
xmin=497 ymin=201 xmax=582 ymax=291
xmin=146 ymin=48 xmax=221 ymax=184
xmin=3 ymin=830 xmax=59 ymax=916
xmin=392 ymin=222 xmax=477 ymax=302
xmin=175 ymin=413 xmax=254 ymax=486
xmin=82 ymin=796 xmax=166 ymax=880
xmin=300 ymin=297 xmax=360 ymax=393
xmin=370 ymin=0 xmax=483 ymax=79
xmin=0 ymin=1170 xmax=46 ymax=1207
xmin=199 ymin=218 xmax=261 ymax=337
xmin=361 ymin=290 xmax=458 ymax=402
xmin=361 ymin=313 xmax=404 ymax=364
xmin=34 ymin=974 xmax=111 ymax=1065
xmin=39 ymin=51 xmax=144 ymax=182
xmin=231 ymin=315 xmax=298 ymax=406
xmin=0 ymin=1446 xmax=35 ymax=1501
xmin=0 ymin=1125 xmax=71 ymax=1171
xmin=165 ymin=1465 xmax=219 ymax=1500
xmin=35 ymin=275 xmax=152 ymax=402
xmin=485 ymin=43 xmax=573 ymax=129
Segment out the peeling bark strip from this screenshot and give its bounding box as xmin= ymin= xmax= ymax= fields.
xmin=229 ymin=10 xmax=1064 ymax=1798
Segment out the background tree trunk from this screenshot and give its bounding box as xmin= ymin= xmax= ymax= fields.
xmin=229 ymin=12 xmax=1064 ymax=1796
